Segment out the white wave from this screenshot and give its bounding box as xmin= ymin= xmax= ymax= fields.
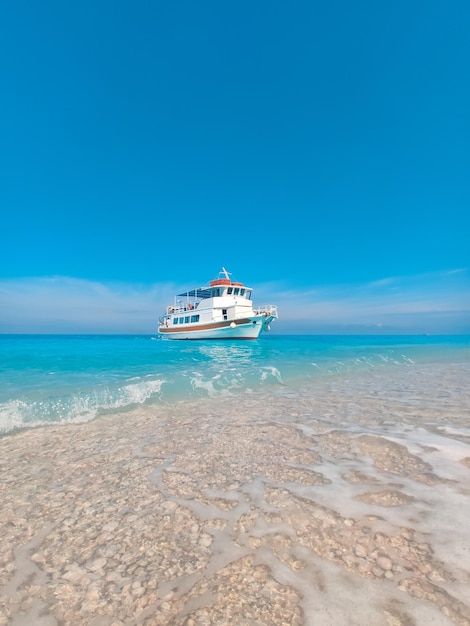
xmin=0 ymin=396 xmax=99 ymax=435
xmin=120 ymin=379 xmax=165 ymax=404
xmin=260 ymin=366 xmax=284 ymax=384
xmin=189 ymin=373 xmax=230 ymax=398
xmin=0 ymin=377 xmax=166 ymax=435
xmin=0 ymin=399 xmax=30 ymax=433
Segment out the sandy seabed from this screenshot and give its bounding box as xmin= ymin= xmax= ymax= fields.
xmin=1 ymin=365 xmax=470 ymax=626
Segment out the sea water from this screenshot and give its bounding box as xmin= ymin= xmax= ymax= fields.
xmin=0 ymin=334 xmax=468 ymax=435
xmin=1 ymin=334 xmax=470 ymax=625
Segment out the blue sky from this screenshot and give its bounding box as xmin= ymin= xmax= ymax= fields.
xmin=1 ymin=0 xmax=469 ymax=333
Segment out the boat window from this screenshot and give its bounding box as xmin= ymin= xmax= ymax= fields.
xmin=240 ymin=288 xmax=245 ymax=296
xmin=185 ymin=316 xmax=190 ymax=323
xmin=179 ymin=317 xmax=184 ymax=324
xmin=227 ymin=287 xmax=233 ymax=294
xmin=246 ymin=290 xmax=252 ymax=300
xmin=234 ymin=288 xmax=239 ymax=295
xmin=212 ymin=287 xmax=221 ymax=297
xmin=173 ymin=318 xmax=178 ymax=325
xmin=190 ymin=314 xmax=199 ymax=323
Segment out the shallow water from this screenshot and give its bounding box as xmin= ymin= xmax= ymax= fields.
xmin=1 ymin=348 xmax=469 ymax=625
xmin=1 ymin=334 xmax=469 ymax=434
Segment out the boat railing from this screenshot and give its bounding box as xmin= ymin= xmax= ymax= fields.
xmin=253 ymin=304 xmax=278 ymax=318
xmin=166 ymin=301 xmax=200 ymax=315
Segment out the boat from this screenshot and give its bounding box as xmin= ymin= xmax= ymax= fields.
xmin=158 ymin=267 xmax=278 ymax=340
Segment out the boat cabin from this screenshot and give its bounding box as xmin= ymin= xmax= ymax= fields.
xmin=167 ymin=279 xmax=253 ymax=316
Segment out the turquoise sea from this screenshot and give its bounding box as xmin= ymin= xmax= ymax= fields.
xmin=1 ymin=334 xmax=468 ymax=435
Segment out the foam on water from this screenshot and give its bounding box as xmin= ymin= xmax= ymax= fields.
xmin=0 ymin=376 xmax=167 ymax=433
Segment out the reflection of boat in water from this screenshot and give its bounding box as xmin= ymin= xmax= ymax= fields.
xmin=158 ymin=267 xmax=278 ymax=340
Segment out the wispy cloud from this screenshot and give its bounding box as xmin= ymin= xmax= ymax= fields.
xmin=0 ymin=277 xmax=172 ymax=334
xmin=256 ymin=269 xmax=470 ymax=333
xmin=0 ymin=270 xmax=469 ymax=334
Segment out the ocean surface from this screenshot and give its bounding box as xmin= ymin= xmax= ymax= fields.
xmin=2 ymin=333 xmax=470 ymax=625
xmin=1 ymin=333 xmax=469 ymax=435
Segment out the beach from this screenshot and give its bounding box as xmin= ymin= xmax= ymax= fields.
xmin=1 ymin=360 xmax=469 ymax=626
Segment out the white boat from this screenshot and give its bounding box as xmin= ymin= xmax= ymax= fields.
xmin=158 ymin=267 xmax=278 ymax=340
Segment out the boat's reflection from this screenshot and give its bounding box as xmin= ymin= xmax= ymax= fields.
xmin=196 ymin=342 xmax=262 ymax=367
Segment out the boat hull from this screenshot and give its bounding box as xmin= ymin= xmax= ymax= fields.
xmin=158 ymin=315 xmax=273 ymax=340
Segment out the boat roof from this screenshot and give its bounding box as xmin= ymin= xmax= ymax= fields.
xmin=176 ymin=269 xmax=252 ymax=299
xmin=177 ymin=288 xmax=212 ymax=299
xmin=177 ymin=284 xmax=252 ymax=299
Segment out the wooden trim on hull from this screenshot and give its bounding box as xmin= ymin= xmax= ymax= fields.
xmin=158 ymin=317 xmax=271 ymax=340
xmin=159 ymin=318 xmax=253 ymax=334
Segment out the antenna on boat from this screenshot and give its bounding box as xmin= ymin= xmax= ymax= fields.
xmin=221 ymin=267 xmax=231 ymax=280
